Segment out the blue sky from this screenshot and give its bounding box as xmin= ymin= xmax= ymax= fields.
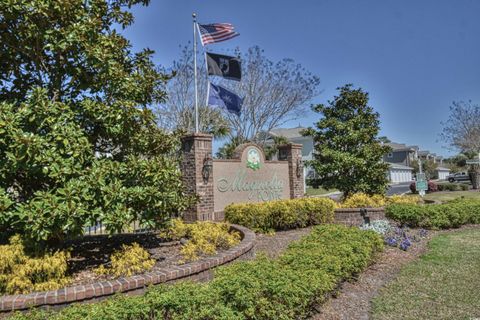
xmin=123 ymin=0 xmax=480 ymax=157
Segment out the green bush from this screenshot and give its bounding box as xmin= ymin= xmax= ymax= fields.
xmin=460 ymin=184 xmax=470 ymax=191
xmin=386 ymin=199 xmax=480 ymax=229
xmin=0 ymin=1 xmax=193 ymax=245
xmin=12 ymin=225 xmax=383 ymax=320
xmin=160 ymin=219 xmax=241 ymax=262
xmin=437 ymin=183 xmax=469 ymax=192
xmin=224 ymin=198 xmax=336 ymax=233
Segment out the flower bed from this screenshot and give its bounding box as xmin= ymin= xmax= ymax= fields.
xmin=11 ymin=225 xmax=383 ymax=319
xmin=0 ymin=224 xmax=255 ymax=312
xmin=360 ymin=220 xmax=428 ymax=251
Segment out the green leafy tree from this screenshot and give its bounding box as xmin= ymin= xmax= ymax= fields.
xmin=412 ymin=159 xmax=438 ymax=180
xmin=215 ymin=137 xmax=246 ymax=159
xmin=303 ymin=84 xmax=391 ymax=197
xmin=0 ymin=0 xmax=192 ymax=244
xmin=264 ymin=136 xmax=290 ymax=160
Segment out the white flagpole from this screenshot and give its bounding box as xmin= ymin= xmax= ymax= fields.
xmin=193 ymin=13 xmax=199 ymax=133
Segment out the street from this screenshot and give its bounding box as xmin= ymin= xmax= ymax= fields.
xmin=387 ymin=182 xmax=412 ymax=196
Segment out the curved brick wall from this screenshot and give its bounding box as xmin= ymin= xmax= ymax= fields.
xmin=0 ymin=224 xmax=255 ymax=312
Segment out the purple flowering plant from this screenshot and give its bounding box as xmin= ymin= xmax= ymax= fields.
xmin=360 ymin=220 xmax=427 ymax=251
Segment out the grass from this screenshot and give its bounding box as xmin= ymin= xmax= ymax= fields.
xmin=305 ymin=186 xmax=337 ymax=196
xmin=423 ymin=190 xmax=480 ymax=202
xmin=371 ymin=228 xmax=480 ymax=320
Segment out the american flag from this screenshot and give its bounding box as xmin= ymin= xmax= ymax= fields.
xmin=197 ymin=23 xmax=240 ymax=46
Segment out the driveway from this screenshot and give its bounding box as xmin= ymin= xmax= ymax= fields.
xmin=387 ymin=181 xmax=412 ymax=196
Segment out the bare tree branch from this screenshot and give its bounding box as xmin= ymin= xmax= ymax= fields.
xmin=441 ymin=101 xmax=480 ymax=153
xmin=221 ymin=46 xmax=320 ymax=144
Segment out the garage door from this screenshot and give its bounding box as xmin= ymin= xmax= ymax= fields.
xmin=390 ymin=169 xmax=412 ymax=183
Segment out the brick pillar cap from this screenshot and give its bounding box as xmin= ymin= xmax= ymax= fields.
xmin=278 ymin=143 xmax=303 ymax=150
xmin=181 ymin=133 xmax=214 ymax=141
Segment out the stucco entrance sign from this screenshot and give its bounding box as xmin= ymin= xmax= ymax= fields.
xmin=212 ymin=144 xmax=290 ymax=213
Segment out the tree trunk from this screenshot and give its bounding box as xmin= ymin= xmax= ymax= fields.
xmin=469 ymin=165 xmax=480 ymax=190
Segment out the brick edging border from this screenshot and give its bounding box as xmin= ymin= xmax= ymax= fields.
xmin=0 ymin=224 xmax=256 ymax=312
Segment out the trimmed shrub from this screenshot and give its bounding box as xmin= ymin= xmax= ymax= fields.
xmin=0 ymin=236 xmax=69 ymax=294
xmin=386 ymin=199 xmax=480 ymax=229
xmin=410 ymin=180 xmax=438 ymax=193
xmin=12 ymin=225 xmax=383 ymax=320
xmin=387 ymin=194 xmax=421 ymax=205
xmin=161 ymin=219 xmax=241 ymax=262
xmin=95 ymin=243 xmax=155 ymax=277
xmin=437 ymin=183 xmax=470 ymax=192
xmin=224 ymin=198 xmax=336 ymax=233
xmin=341 ymin=193 xmax=386 ymax=208
xmin=459 ymin=183 xmax=470 ymax=191
xmin=340 ymin=193 xmax=420 ymax=208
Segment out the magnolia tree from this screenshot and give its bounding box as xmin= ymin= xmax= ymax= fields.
xmin=304 ymin=84 xmax=391 ymax=197
xmin=0 ymin=0 xmax=192 ymax=244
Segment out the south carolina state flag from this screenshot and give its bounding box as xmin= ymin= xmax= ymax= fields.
xmin=207 ymin=83 xmax=242 ymax=116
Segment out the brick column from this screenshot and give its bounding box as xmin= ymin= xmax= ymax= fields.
xmin=180 ymin=133 xmax=214 ymax=221
xmin=278 ymin=143 xmax=304 ymax=199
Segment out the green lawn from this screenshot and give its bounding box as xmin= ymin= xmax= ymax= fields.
xmin=371 ymin=228 xmax=480 ymax=320
xmin=305 ymin=186 xmax=337 ymax=196
xmin=423 ymin=190 xmax=480 ymax=202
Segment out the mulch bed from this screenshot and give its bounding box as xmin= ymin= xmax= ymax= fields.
xmin=63 ymin=233 xmax=184 ymax=286
xmin=254 ymin=227 xmax=314 ymax=258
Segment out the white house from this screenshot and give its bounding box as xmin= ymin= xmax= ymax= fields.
xmin=436 ymin=167 xmax=451 ymax=180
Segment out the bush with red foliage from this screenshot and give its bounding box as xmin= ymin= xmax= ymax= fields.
xmin=409 ymin=180 xmax=438 ymax=193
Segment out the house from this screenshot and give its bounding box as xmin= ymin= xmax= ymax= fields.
xmin=418 ymin=150 xmax=443 ymax=164
xmin=436 ymin=167 xmax=451 ymax=180
xmin=382 ymin=142 xmax=418 ymax=183
xmin=383 ymin=142 xmax=419 ymax=167
xmin=264 ymin=127 xmax=316 ymax=179
xmin=266 ymin=127 xmax=313 ymax=160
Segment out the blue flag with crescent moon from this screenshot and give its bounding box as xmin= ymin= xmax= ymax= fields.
xmin=207 ymin=83 xmax=242 ymax=116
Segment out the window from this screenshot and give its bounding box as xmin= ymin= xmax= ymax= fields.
xmin=387 ymin=152 xmax=393 ymax=158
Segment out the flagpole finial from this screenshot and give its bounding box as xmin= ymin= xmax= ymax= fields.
xmin=192 ymin=13 xmax=197 ymax=20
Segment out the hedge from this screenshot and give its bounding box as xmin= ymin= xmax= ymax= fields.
xmin=437 ymin=183 xmax=470 ymax=192
xmin=340 ymin=193 xmax=420 ymax=208
xmin=386 ymin=199 xmax=480 ymax=229
xmin=224 ymin=198 xmax=336 ymax=233
xmin=11 ymin=224 xmax=383 ymax=320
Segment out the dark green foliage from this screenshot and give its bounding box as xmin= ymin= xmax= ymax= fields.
xmin=0 ymin=0 xmax=192 ymax=244
xmin=215 ymin=136 xmax=246 ymax=159
xmin=224 ymin=198 xmax=336 ymax=233
xmin=386 ymin=199 xmax=480 ymax=229
xmin=263 ymin=136 xmax=290 ymax=160
xmin=303 ymin=84 xmax=391 ymax=197
xmin=437 ymin=183 xmax=470 ymax=191
xmin=11 ymin=225 xmax=383 ymax=320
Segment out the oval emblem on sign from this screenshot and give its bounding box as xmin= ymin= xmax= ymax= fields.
xmin=246 ymin=148 xmax=261 ymax=170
